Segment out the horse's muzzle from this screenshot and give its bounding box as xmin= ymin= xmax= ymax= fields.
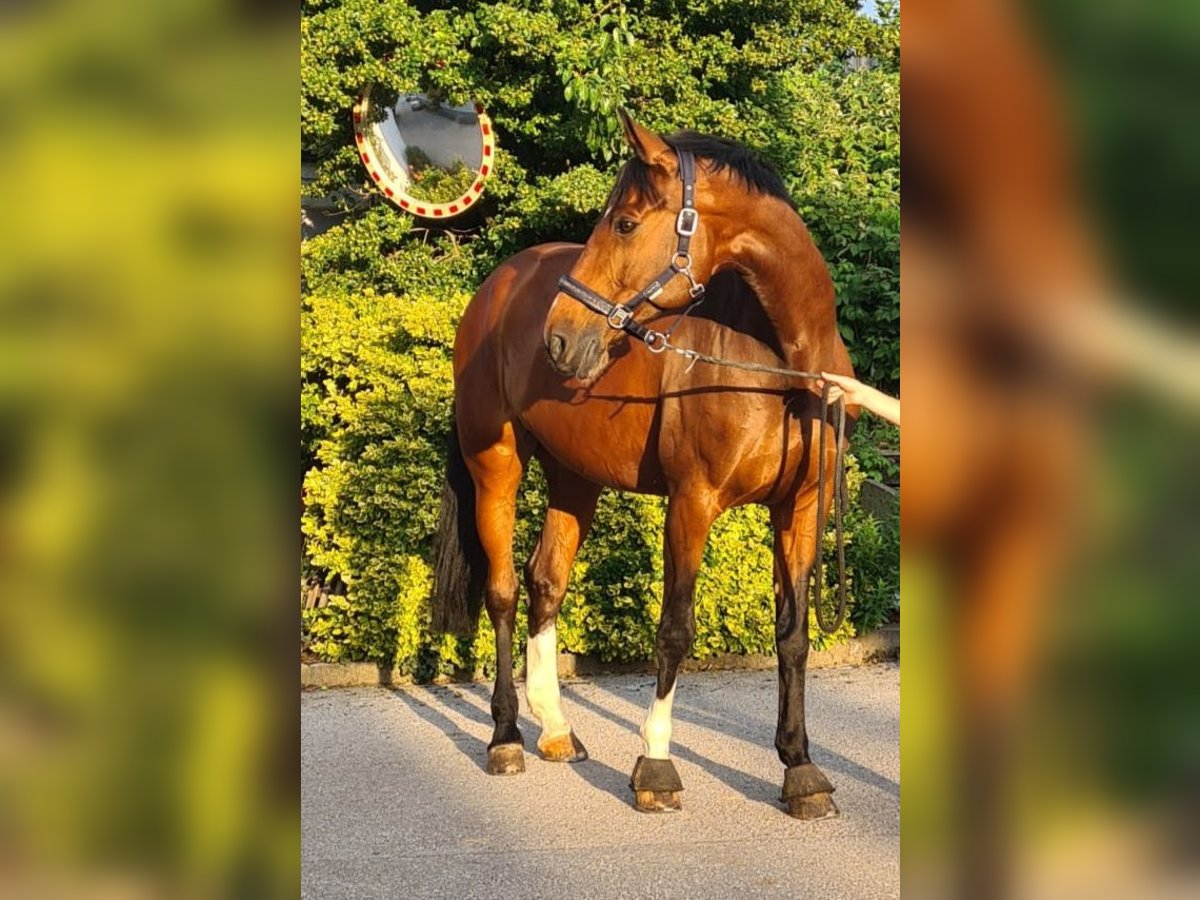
xmin=545 ymin=326 xmax=605 ymax=382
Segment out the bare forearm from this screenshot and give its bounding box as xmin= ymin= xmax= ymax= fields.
xmin=857 ymin=383 xmax=900 ymax=426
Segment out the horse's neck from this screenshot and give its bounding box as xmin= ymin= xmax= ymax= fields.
xmin=725 ymin=206 xmax=839 ymax=369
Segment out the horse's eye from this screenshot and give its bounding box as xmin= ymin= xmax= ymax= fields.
xmin=614 ymin=217 xmax=639 ymax=235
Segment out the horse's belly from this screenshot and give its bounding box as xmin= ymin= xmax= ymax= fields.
xmin=656 ymin=373 xmax=825 ymax=508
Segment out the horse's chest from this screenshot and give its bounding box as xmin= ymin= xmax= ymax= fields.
xmin=520 ymin=394 xmax=666 ymax=494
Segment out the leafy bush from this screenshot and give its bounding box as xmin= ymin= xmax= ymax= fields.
xmin=301 ymin=0 xmax=900 ymax=673
xmin=851 ymin=417 xmax=899 ymax=485
xmin=404 ymin=152 xmax=477 ymax=204
xmin=843 ymin=489 xmax=901 ymax=633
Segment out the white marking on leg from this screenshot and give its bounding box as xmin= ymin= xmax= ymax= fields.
xmin=525 ymin=623 xmax=570 ymax=739
xmin=640 ymin=684 xmax=677 ymax=760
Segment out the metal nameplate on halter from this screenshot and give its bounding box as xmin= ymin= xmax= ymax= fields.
xmin=606 ymin=307 xmax=632 ymax=329
xmin=675 ymin=208 xmax=698 ymax=237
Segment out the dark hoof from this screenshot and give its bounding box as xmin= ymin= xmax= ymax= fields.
xmin=630 ymin=755 xmax=683 ymax=811
xmin=486 ymin=743 xmax=525 ymax=776
xmin=784 ymin=791 xmax=839 ymax=821
xmin=537 ymin=730 xmax=588 ymax=763
xmin=780 ymin=763 xmax=837 ymax=820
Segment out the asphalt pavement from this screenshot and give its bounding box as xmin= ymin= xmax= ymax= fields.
xmin=302 ymin=664 xmax=899 ymax=900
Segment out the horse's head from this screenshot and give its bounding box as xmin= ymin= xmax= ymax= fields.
xmin=544 ymin=112 xmax=736 ymax=384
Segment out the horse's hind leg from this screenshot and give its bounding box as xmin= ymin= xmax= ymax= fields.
xmin=524 ymin=459 xmax=600 ymax=762
xmin=770 ymin=490 xmax=838 ymax=820
xmin=464 ymin=422 xmax=531 ymax=775
xmin=632 ymin=489 xmax=719 ymax=812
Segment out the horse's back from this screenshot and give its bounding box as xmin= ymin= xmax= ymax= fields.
xmin=459 ymin=243 xmax=580 ymax=352
xmin=454 ymin=244 xmax=584 ymax=445
xmin=473 ymin=242 xmax=580 ymax=311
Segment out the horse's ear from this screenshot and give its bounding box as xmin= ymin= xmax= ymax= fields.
xmin=617 ymin=109 xmax=676 ymax=172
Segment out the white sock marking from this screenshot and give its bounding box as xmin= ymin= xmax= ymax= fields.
xmin=526 ymin=624 xmax=570 ymax=739
xmin=640 ymin=684 xmax=677 ymax=760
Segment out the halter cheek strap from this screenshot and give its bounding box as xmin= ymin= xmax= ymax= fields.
xmin=557 ymin=149 xmax=705 ymax=350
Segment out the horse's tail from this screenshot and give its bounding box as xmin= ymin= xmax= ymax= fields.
xmin=430 ymin=411 xmax=487 ymax=636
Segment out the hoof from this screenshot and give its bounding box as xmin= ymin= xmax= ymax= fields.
xmin=630 ymin=756 xmax=683 ymax=812
xmin=537 ymin=730 xmax=588 ymax=763
xmin=634 ymin=789 xmax=682 ymax=813
xmin=784 ymin=791 xmax=839 ymax=821
xmin=486 ymin=743 xmax=525 ymax=776
xmin=780 ymin=763 xmax=838 ymax=820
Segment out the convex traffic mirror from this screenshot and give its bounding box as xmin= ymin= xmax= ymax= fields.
xmin=353 ymin=90 xmax=495 ymax=219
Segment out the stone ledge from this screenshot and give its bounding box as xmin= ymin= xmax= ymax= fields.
xmin=301 ymin=625 xmax=898 ymax=689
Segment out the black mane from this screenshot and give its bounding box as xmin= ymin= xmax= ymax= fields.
xmin=608 ymin=130 xmax=796 ymax=211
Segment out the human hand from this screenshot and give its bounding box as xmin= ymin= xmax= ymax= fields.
xmin=814 ymin=371 xmax=866 ymax=405
xmin=815 ymin=372 xmax=901 ymax=426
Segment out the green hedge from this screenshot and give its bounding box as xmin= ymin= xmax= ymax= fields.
xmin=300 ymin=0 xmax=900 ymax=674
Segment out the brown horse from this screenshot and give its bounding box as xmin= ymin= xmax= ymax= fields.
xmin=431 ymin=113 xmax=857 ymax=817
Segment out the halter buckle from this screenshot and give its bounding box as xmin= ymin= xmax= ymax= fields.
xmin=606 ymin=306 xmax=632 ymax=330
xmin=675 ymin=208 xmax=698 ymax=237
xmin=689 ymin=281 xmax=706 ymax=299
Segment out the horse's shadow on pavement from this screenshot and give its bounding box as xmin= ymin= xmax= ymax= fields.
xmin=385 ymin=685 xmax=497 ymax=775
xmin=560 ymin=683 xmax=783 ymax=806
xmin=626 ymin=682 xmax=902 ymax=801
xmin=566 ymin=681 xmax=899 ymax=803
xmin=386 ymin=677 xmax=896 ymax=810
xmin=385 ymin=685 xmax=633 ymax=806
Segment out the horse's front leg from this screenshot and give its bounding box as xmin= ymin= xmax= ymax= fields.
xmin=524 ymin=461 xmax=601 ymax=763
xmin=770 ymin=490 xmax=839 ymax=820
xmin=632 ymin=490 xmax=719 ymax=812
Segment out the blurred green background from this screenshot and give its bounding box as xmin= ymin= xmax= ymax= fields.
xmin=1027 ymin=0 xmax=1200 ymax=860
xmin=900 ymin=1 xmax=1200 ymax=896
xmin=0 ymin=1 xmax=295 ymax=896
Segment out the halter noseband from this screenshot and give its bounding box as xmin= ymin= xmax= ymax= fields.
xmin=556 ymin=150 xmax=704 ymax=352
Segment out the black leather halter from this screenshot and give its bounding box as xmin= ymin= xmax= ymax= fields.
xmin=556 ymin=150 xmax=705 ymax=352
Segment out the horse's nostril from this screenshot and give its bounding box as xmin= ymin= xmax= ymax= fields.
xmin=548 ymin=333 xmax=567 ymax=362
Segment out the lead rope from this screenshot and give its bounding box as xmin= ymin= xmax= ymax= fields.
xmin=650 ymin=339 xmax=849 ymax=634
xmin=812 ymin=382 xmax=849 ymax=633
